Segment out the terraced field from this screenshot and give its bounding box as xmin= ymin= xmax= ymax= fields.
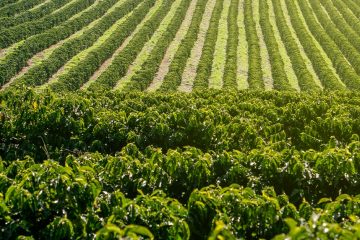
xmin=2 ymin=0 xmax=360 ymax=92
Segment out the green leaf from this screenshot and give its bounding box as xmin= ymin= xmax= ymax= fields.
xmin=124 ymin=225 xmax=154 ymax=239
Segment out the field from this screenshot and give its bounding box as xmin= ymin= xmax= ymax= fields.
xmin=2 ymin=0 xmax=360 ymax=92
xmin=2 ymin=0 xmax=360 ymax=239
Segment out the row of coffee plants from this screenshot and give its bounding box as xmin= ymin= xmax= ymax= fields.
xmin=0 ymin=0 xmax=116 ymax=87
xmin=320 ymin=0 xmax=360 ymax=53
xmin=85 ymin=0 xmax=174 ymax=92
xmin=1 ymin=140 xmax=360 ymax=239
xmin=52 ymin=0 xmax=170 ymax=92
xmin=0 ymin=0 xmax=96 ymax=48
xmin=122 ymin=0 xmax=193 ymax=92
xmin=244 ymin=0 xmax=263 ymax=89
xmin=259 ymin=0 xmax=291 ymax=91
xmin=159 ymin=0 xmax=208 ymax=91
xmin=271 ymin=0 xmax=319 ymax=91
xmin=340 ymin=0 xmax=360 ymax=19
xmin=285 ymin=0 xmax=344 ymax=90
xmin=0 ymin=0 xmax=71 ymax=30
xmin=192 ymin=0 xmax=223 ymax=89
xmin=0 ymin=0 xmax=19 ymax=8
xmin=298 ymin=0 xmax=360 ymax=90
xmin=334 ymin=0 xmax=360 ymax=50
xmin=2 ymin=89 xmax=360 ymax=162
xmin=310 ymin=0 xmax=360 ymax=76
xmin=9 ymin=0 xmax=142 ymax=90
xmin=222 ymin=0 xmax=239 ymax=88
xmin=0 ymin=0 xmax=44 ymax=17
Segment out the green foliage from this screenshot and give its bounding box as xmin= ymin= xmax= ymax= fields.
xmin=244 ymin=0 xmax=264 ymax=89
xmin=319 ymin=0 xmax=360 ymax=54
xmin=0 ymin=0 xmax=44 ymax=18
xmin=0 ymin=0 xmax=19 ymax=8
xmin=0 ymin=0 xmax=96 ymax=48
xmin=222 ymin=0 xmax=239 ymax=89
xmin=1 ymin=89 xmax=360 ymax=238
xmin=0 ymin=0 xmax=72 ymax=30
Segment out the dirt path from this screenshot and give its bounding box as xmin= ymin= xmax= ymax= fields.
xmin=178 ymin=0 xmax=217 ymax=92
xmin=253 ymin=0 xmax=273 ymax=90
xmin=237 ymin=0 xmax=249 ymax=90
xmin=0 ymin=49 xmax=6 ymax=59
xmin=146 ymin=0 xmax=199 ymax=92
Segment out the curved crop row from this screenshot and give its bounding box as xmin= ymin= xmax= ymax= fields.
xmin=267 ymin=0 xmax=299 ymax=90
xmin=271 ymin=0 xmax=319 ymax=91
xmin=111 ymin=0 xmax=183 ymax=92
xmin=222 ymin=0 xmax=239 ymax=88
xmin=8 ymin=0 xmax=138 ymax=90
xmin=0 ymin=0 xmax=119 ymax=88
xmin=192 ymin=0 xmax=223 ymax=89
xmin=81 ymin=0 xmax=167 ymax=90
xmin=297 ymin=0 xmax=360 ymax=90
xmin=310 ymin=0 xmax=360 ymax=75
xmin=66 ymin=0 xmax=165 ymax=91
xmin=0 ymin=0 xmax=96 ymax=48
xmin=259 ymin=0 xmax=291 ymax=91
xmin=0 ymin=0 xmax=44 ymax=17
xmin=353 ymin=0 xmax=360 ymax=8
xmin=331 ymin=0 xmax=360 ymax=39
xmin=51 ymin=0 xmax=170 ymax=92
xmin=0 ymin=0 xmax=71 ymax=30
xmin=311 ymin=0 xmax=360 ymax=75
xmin=159 ymin=0 xmax=208 ymax=91
xmin=121 ymin=0 xmax=193 ymax=92
xmin=244 ymin=0 xmax=263 ymax=89
xmin=341 ymin=0 xmax=360 ymax=19
xmin=284 ymin=0 xmax=343 ymax=90
xmin=319 ymin=0 xmax=360 ymax=53
xmin=83 ymin=0 xmax=170 ymax=92
xmin=79 ymin=0 xmax=163 ymax=92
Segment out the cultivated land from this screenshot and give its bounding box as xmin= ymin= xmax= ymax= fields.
xmin=3 ymin=0 xmax=360 ymax=92
xmin=2 ymin=0 xmax=360 ymax=239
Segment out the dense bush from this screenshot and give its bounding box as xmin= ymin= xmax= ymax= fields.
xmin=2 ymin=90 xmax=360 ymax=238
